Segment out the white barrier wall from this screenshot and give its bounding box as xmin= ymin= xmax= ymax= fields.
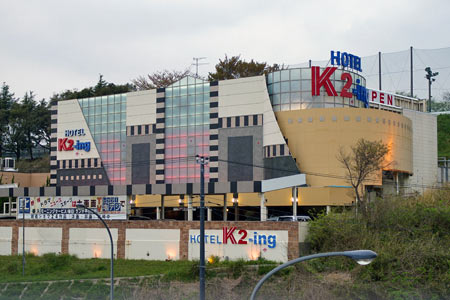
xmin=125 ymin=229 xmax=180 ymax=260
xmin=69 ymin=228 xmax=118 ymax=259
xmin=18 ymin=227 xmax=62 ymax=255
xmin=0 ymin=227 xmax=12 ymax=255
xmin=188 ymin=229 xmax=289 ymax=262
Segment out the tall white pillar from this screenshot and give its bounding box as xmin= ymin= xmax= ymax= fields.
xmin=259 ymin=193 xmax=267 ymax=221
xmin=156 ymin=207 xmax=160 ymax=220
xmin=207 ymin=207 xmax=212 ymax=221
xmin=326 ymin=205 xmax=331 ymax=215
xmin=188 ymin=195 xmax=193 ymax=221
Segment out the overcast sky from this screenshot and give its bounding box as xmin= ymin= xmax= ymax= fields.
xmin=1 ymin=0 xmax=449 ymax=101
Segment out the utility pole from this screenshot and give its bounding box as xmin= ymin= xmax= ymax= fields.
xmin=425 ymin=67 xmax=439 ymax=112
xmin=196 ymin=155 xmax=209 ymax=300
xmin=192 ymin=57 xmax=208 ymax=78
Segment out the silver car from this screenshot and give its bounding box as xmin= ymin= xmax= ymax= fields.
xmin=267 ymin=215 xmax=311 ymax=222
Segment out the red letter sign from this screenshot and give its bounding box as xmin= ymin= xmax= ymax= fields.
xmin=223 ymin=227 xmax=237 ymax=244
xmin=312 ymin=67 xmax=338 ymax=97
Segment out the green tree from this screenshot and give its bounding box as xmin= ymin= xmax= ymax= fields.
xmin=208 ymin=55 xmax=284 ymax=81
xmin=0 ymin=83 xmax=16 ymax=157
xmin=337 ymin=139 xmax=390 ymax=213
xmin=431 ymin=92 xmax=450 ymax=112
xmin=132 ymin=69 xmax=191 ymax=90
xmin=6 ymin=101 xmax=27 ymax=160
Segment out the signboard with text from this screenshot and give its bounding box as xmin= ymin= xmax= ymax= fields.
xmin=17 ymin=196 xmax=127 ymax=220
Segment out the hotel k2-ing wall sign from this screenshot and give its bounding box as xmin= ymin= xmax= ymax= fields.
xmin=18 ymin=196 xmax=127 ymax=220
xmin=311 ymin=50 xmax=369 ymax=107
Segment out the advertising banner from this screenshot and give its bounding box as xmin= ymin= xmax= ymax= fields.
xmin=17 ymin=196 xmax=127 ymax=220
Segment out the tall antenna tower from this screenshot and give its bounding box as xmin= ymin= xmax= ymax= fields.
xmin=192 ymin=57 xmax=208 ymax=78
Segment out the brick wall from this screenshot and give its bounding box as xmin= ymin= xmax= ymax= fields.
xmin=0 ymin=220 xmax=299 ymax=260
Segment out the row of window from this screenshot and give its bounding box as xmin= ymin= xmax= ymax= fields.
xmin=79 ymin=94 xmax=126 ymax=108
xmin=287 ymin=115 xmax=411 ymax=130
xmin=60 ymin=174 xmax=103 ymax=181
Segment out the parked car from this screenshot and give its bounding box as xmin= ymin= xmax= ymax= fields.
xmin=267 ymin=215 xmax=311 ymax=222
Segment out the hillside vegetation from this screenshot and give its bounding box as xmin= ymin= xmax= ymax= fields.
xmin=438 ymin=114 xmax=450 ymax=157
xmin=307 ymin=189 xmax=450 ymax=299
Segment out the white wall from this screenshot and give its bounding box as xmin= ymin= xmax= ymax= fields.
xmin=188 ymin=229 xmax=289 ymax=262
xmin=403 ymin=110 xmax=438 ymax=192
xmin=18 ymin=227 xmax=62 ymax=255
xmin=218 ymin=76 xmax=286 ymax=147
xmin=0 ymin=227 xmax=12 ymax=255
xmin=125 ymin=229 xmax=180 ymax=260
xmin=69 ymin=228 xmax=118 ymax=259
xmin=126 ymin=90 xmax=157 ymax=126
xmin=57 ymin=99 xmax=100 ymax=160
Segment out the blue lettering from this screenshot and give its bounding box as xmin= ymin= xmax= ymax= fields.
xmin=258 ymin=235 xmax=267 ymax=245
xmin=354 ymin=56 xmax=362 ymax=72
xmin=330 ymin=50 xmax=340 ymax=66
xmin=205 ymin=234 xmax=209 ymax=243
xmin=196 ymin=235 xmax=200 ymax=243
xmin=210 ymin=235 xmax=215 ymax=244
xmin=341 ymin=52 xmax=349 ymax=67
xmin=190 ymin=235 xmax=197 ymax=243
xmin=268 ymin=235 xmax=276 ymax=248
xmin=216 ymin=235 xmax=222 ymax=244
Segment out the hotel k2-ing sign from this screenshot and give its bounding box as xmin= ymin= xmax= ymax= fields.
xmin=18 ymin=196 xmax=127 ymax=220
xmin=310 ymin=50 xmax=398 ymax=109
xmin=58 ymin=128 xmax=91 ymax=152
xmin=188 ymin=227 xmax=289 ymax=262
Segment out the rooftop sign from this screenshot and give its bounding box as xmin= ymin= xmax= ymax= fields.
xmin=330 ymin=50 xmax=362 ymax=72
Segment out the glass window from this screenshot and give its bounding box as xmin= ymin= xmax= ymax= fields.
xmin=188 ymin=106 xmax=196 ymax=115
xmin=180 ymin=85 xmax=187 ymax=96
xmin=280 ymin=70 xmax=290 ymax=81
xmin=165 ymin=88 xmax=172 ymax=97
xmin=180 ymin=116 xmax=187 ymax=126
xmin=301 ymin=68 xmax=311 ymax=80
xmin=107 ymin=95 xmax=114 ymax=105
xmin=290 ymin=69 xmax=301 ymax=80
xmin=281 ymin=93 xmax=290 ymax=104
xmin=180 ymin=106 xmax=188 ymax=116
xmin=272 ymin=94 xmax=281 ymax=105
xmin=301 ymin=80 xmax=312 ymax=92
xmin=188 ymin=85 xmax=195 ymax=95
xmin=180 ymin=96 xmax=187 ymax=106
xmin=291 ymin=81 xmax=301 ymax=92
xmin=102 ymin=105 xmax=108 ymax=114
xmin=173 ymin=87 xmax=180 ymax=96
xmin=267 ymin=84 xmax=273 ymax=94
xmin=115 ymin=123 xmax=121 ymax=131
xmin=188 ymin=95 xmax=195 ymax=105
xmin=273 ymin=71 xmax=280 ymax=82
xmin=273 ymin=83 xmax=280 ymax=94
xmin=89 ymin=107 xmax=95 ymax=115
xmin=281 ymin=81 xmax=290 ymax=93
xmin=291 ymin=92 xmax=301 ymax=103
xmin=108 ymin=105 xmax=114 ymax=114
xmin=172 ymin=97 xmax=180 ymax=107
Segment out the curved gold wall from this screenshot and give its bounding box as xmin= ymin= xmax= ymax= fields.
xmin=276 ymin=108 xmax=413 ymax=188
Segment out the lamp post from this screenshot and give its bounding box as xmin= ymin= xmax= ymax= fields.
xmin=250 ymin=250 xmax=377 ymax=300
xmin=196 ymin=155 xmax=209 ymax=300
xmin=76 ymin=203 xmax=114 ymax=300
xmin=425 ymin=67 xmax=439 ymax=112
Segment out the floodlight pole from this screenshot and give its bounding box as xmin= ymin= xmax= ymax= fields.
xmin=425 ymin=67 xmax=439 ymax=112
xmin=250 ymin=250 xmax=377 ymax=300
xmin=77 ymin=204 xmax=114 ymax=300
xmin=196 ymin=155 xmax=209 ymax=300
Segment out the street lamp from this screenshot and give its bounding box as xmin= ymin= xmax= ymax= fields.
xmin=250 ymin=250 xmax=377 ymax=300
xmin=196 ymin=154 xmax=209 ymax=300
xmin=76 ymin=203 xmax=114 ymax=300
xmin=425 ymin=67 xmax=439 ymax=112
